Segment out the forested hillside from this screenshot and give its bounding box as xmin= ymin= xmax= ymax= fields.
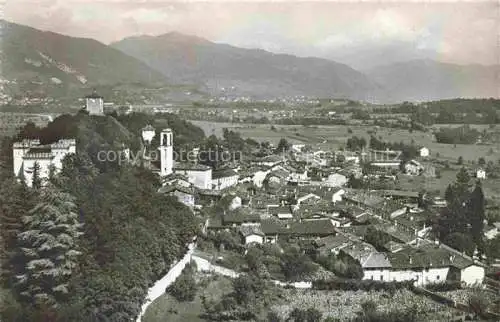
xmin=0 ymin=113 xmax=202 ymax=321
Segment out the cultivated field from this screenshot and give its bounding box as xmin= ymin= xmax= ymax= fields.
xmin=271 ymin=288 xmax=463 ymax=321
xmin=190 ymin=121 xmax=500 ymax=163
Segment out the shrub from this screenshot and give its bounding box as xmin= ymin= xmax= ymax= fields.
xmin=312 ymin=278 xmax=413 ymax=292
xmin=425 ymin=281 xmax=462 ymax=292
xmin=166 ymin=262 xmax=198 ymax=302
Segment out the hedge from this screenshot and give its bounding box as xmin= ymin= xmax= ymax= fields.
xmin=312 ymin=278 xmax=414 ymax=292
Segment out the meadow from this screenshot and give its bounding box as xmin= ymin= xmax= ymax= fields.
xmin=189 ymin=121 xmax=500 ymax=163
xmin=142 ymin=273 xmax=233 ymax=322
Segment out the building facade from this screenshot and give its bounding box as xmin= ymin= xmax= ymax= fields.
xmin=13 ymin=139 xmax=76 ymax=187
xmin=85 ymin=91 xmax=104 ymax=115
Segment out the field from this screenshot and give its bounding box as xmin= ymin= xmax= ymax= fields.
xmin=189 ymin=121 xmax=500 ymax=164
xmin=271 ymin=288 xmax=463 ymax=321
xmin=142 ymin=273 xmax=233 ymax=322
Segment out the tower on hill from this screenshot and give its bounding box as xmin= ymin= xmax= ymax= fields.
xmin=160 ymin=128 xmax=173 ymax=176
xmin=85 ymin=89 xmax=104 ymax=115
xmin=142 ymin=125 xmax=156 ymax=145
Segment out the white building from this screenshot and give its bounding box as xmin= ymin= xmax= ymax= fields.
xmin=212 ymin=168 xmax=239 ymax=190
xmin=13 ymin=139 xmax=76 ymax=187
xmin=85 ymin=90 xmax=104 ymax=115
xmin=159 ymin=128 xmax=173 ymax=177
xmin=240 ymin=226 xmax=264 ymax=245
xmin=476 ymin=168 xmax=486 ymax=180
xmin=346 ymin=241 xmax=486 ymax=286
xmin=158 ymin=184 xmax=195 ymax=208
xmin=141 ymin=125 xmax=156 ymax=145
xmin=326 ymin=173 xmax=348 ymax=187
xmin=174 ymin=163 xmax=212 ymax=190
xmin=419 ymin=147 xmax=430 ymax=158
xmin=404 ymin=160 xmax=424 ymax=176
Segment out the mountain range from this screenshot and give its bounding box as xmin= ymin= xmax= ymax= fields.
xmin=1 ymin=19 xmax=498 ymax=103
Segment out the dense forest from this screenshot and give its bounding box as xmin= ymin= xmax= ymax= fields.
xmin=0 ymin=113 xmax=201 ymax=321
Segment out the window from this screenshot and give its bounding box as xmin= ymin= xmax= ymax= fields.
xmin=380 ymin=275 xmax=383 ymax=281
xmin=370 ymin=276 xmax=373 ymax=280
xmin=436 ymin=275 xmax=440 ymax=280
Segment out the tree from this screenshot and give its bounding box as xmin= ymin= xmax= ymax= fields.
xmin=276 ymin=138 xmax=290 ymax=154
xmin=16 ymin=185 xmax=83 ymax=308
xmin=0 ymin=179 xmax=37 ymax=283
xmin=166 ymin=262 xmax=197 ymax=302
xmin=365 ymin=226 xmax=391 ymax=250
xmin=468 ymin=181 xmax=485 ymax=247
xmin=457 ymin=156 xmax=463 ymax=165
xmin=31 ymin=161 xmax=42 ymax=189
xmin=478 ymin=157 xmax=486 ymax=167
xmin=454 ymin=167 xmax=471 ymax=204
xmin=280 ymin=246 xmax=317 ymax=281
xmin=444 ymin=232 xmax=475 ymax=256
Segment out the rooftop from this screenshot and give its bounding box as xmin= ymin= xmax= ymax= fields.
xmin=212 ymin=168 xmax=239 ymax=179
xmin=174 ymin=162 xmax=212 ymax=171
xmin=240 ymin=225 xmax=264 ymax=237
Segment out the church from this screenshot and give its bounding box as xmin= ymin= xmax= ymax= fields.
xmin=141 ymin=125 xmax=212 ymax=190
xmin=12 ymin=139 xmax=76 ymax=187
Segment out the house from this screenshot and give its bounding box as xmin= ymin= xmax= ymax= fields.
xmin=13 ymin=138 xmax=76 ymax=187
xmin=158 ymin=183 xmax=195 ymax=208
xmin=330 ymin=217 xmax=352 ymax=227
xmin=484 ymin=223 xmax=499 ymax=240
xmin=341 ymin=239 xmax=486 ymax=286
xmin=369 ymin=160 xmax=401 ymax=169
xmin=260 ymin=220 xmax=285 ymax=243
xmin=432 ymin=197 xmax=447 ymax=208
xmin=287 ymin=219 xmax=337 ymax=239
xmin=419 ymin=147 xmax=430 ymax=158
xmin=141 ymin=124 xmax=156 ymax=144
xmin=239 ymin=226 xmax=264 ymax=245
xmin=404 ymin=160 xmax=424 ymax=176
xmin=223 ymin=209 xmax=261 ymax=227
xmin=476 ymin=168 xmax=486 ymax=179
xmin=296 ymin=193 xmax=321 ymax=206
xmin=381 ymin=190 xmax=420 ymax=203
xmin=314 ymin=234 xmax=352 ymax=256
xmin=250 ymin=154 xmax=284 ymax=167
xmin=212 ymin=168 xmax=239 ymax=190
xmin=85 ymin=90 xmax=104 ymax=115
xmin=270 ymin=206 xmax=293 ymax=219
xmin=386 ymin=242 xmax=486 ymax=286
xmin=174 ymin=162 xmax=212 ymax=189
xmin=326 ymin=173 xmax=348 ymax=187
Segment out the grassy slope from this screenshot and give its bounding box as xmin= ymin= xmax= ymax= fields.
xmin=142 ymin=274 xmax=233 ymax=322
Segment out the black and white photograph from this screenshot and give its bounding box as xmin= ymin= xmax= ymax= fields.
xmin=0 ymin=0 xmax=499 ymax=321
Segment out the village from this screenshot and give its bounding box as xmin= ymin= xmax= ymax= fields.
xmin=8 ymin=91 xmax=500 ymax=322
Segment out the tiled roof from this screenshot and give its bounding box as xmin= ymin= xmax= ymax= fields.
xmin=224 ymin=209 xmax=261 ymax=224
xmin=260 ymin=219 xmax=286 ymax=235
xmin=174 ymin=162 xmax=211 ymax=171
xmin=315 ymin=234 xmax=351 ymax=250
xmin=212 ymin=168 xmax=239 ymax=179
xmin=158 ymin=183 xmax=193 ymax=195
xmin=381 ymin=190 xmax=420 ymax=198
xmin=240 ymin=225 xmax=264 ymax=237
xmin=288 ymin=219 xmax=336 ymax=236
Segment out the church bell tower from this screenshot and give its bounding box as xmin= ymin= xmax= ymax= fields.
xmin=160 ymin=128 xmax=173 ymax=176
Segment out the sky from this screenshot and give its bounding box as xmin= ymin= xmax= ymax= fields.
xmin=3 ymin=0 xmax=499 ymax=69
